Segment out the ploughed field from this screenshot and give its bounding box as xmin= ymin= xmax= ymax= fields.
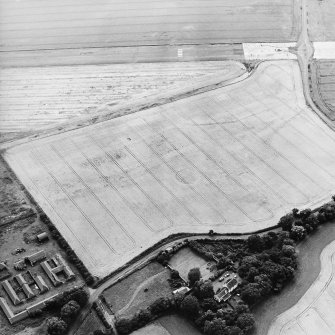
xmin=0 ymin=0 xmax=297 ymax=66
xmin=311 ymin=60 xmax=335 ymax=120
xmin=5 ymin=61 xmax=335 ymax=278
xmin=0 ymin=61 xmax=244 ymax=133
xmin=268 ymin=240 xmax=335 ymax=335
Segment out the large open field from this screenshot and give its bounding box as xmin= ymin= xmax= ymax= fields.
xmin=310 ymin=60 xmax=335 ymax=121
xmin=4 ymin=60 xmax=335 ymax=278
xmin=0 ymin=61 xmax=245 ymax=134
xmin=307 ymin=0 xmax=335 ymax=41
xmin=0 ymin=0 xmax=298 ymax=67
xmin=268 ymin=239 xmax=335 ymax=335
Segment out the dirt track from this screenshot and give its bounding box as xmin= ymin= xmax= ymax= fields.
xmin=4 ymin=60 xmax=335 ymax=278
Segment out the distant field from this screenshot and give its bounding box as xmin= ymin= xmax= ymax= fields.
xmin=5 ymin=60 xmax=335 ymax=278
xmin=268 ymin=240 xmax=335 ymax=335
xmin=0 ymin=0 xmax=298 ymax=66
xmin=307 ymin=0 xmax=335 ymax=41
xmin=0 ymin=61 xmax=244 ymax=133
xmin=310 ymin=60 xmax=335 ymax=121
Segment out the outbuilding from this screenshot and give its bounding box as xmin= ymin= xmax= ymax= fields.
xmin=37 ymin=232 xmax=49 ymax=243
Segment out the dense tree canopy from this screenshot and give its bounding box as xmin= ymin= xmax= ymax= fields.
xmin=47 ymin=317 xmax=67 ymax=335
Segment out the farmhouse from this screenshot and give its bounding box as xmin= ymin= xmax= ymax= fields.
xmin=25 ymin=250 xmax=46 ymax=266
xmin=41 ymin=254 xmax=75 ymax=286
xmin=215 ymin=278 xmax=239 ymax=303
xmin=2 ymin=280 xmax=20 ymax=305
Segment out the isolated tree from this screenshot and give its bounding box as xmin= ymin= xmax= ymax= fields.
xmin=236 ymin=313 xmax=255 ymax=332
xmin=47 ymin=317 xmax=67 ymax=335
xmin=60 ymin=300 xmax=80 ymax=322
xmin=188 ymin=267 xmax=201 ymax=286
xmin=180 ymin=295 xmax=200 ymax=318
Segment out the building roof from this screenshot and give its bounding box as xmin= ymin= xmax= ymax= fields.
xmin=215 ymin=288 xmax=231 ymax=302
xmin=34 ymin=275 xmax=49 ymax=293
xmin=173 ymin=286 xmax=190 ymax=295
xmin=2 ymin=280 xmax=20 ymax=305
xmin=25 ymin=250 xmax=46 ymax=265
xmin=37 ymin=232 xmax=48 ymax=241
xmin=226 ymin=278 xmax=238 ymax=291
xmin=15 ymin=274 xmax=35 ymax=299
xmin=0 ymin=297 xmax=14 ymax=319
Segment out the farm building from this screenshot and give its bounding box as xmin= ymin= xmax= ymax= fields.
xmin=15 ymin=274 xmax=35 ymax=299
xmin=34 ymin=275 xmax=49 ymax=293
xmin=36 ymin=232 xmax=49 ymax=243
xmin=0 ymin=262 xmax=10 ymax=280
xmin=2 ymin=280 xmax=20 ymax=305
xmin=25 ymin=250 xmax=46 ymax=266
xmin=14 ymin=260 xmax=26 ymax=271
xmin=41 ymin=254 xmax=75 ymax=286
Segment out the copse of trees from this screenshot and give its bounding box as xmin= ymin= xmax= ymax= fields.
xmin=47 ymin=317 xmax=67 ymax=335
xmin=45 ymin=287 xmax=88 ymax=335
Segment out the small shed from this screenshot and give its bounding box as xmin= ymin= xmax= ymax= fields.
xmin=37 ymin=232 xmax=49 ymax=243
